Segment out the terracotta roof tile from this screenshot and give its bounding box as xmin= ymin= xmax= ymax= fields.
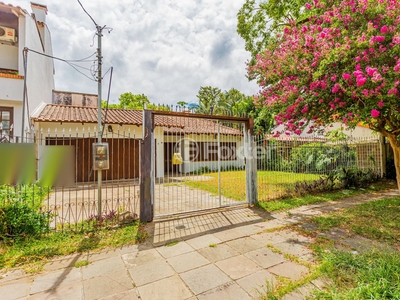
xmin=33 ymin=104 xmax=243 ymax=136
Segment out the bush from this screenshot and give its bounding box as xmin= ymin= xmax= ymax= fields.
xmin=0 ymin=184 xmax=50 ymax=240
xmin=288 ymin=143 xmax=357 ymax=174
xmin=289 ymin=173 xmax=338 ymax=195
xmin=0 ymin=201 xmax=50 ymax=239
xmin=337 ymin=167 xmax=381 ymax=189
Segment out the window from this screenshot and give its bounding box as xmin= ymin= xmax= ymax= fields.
xmin=189 ymin=142 xmax=237 ymax=162
xmin=0 ymin=107 xmax=13 ymax=139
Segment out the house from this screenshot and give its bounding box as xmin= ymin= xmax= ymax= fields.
xmin=31 ymin=104 xmax=244 ymax=182
xmin=0 ymin=2 xmax=55 ymax=142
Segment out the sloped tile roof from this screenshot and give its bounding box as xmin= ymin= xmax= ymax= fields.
xmin=33 ymin=104 xmax=243 ymax=136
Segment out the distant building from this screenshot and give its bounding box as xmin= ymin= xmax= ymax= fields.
xmin=0 ymin=2 xmax=55 ymax=142
xmin=53 ymin=90 xmax=98 ymax=108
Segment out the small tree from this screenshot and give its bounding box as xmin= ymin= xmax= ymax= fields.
xmin=250 ymin=0 xmax=400 ymax=190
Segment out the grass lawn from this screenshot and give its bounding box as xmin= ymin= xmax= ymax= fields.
xmin=185 ymin=170 xmax=395 ymax=212
xmin=185 ymin=170 xmax=320 ymax=201
xmin=0 ymin=221 xmax=146 ymax=273
xmin=309 ymin=197 xmax=400 ymax=299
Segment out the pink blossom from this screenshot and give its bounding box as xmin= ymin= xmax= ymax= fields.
xmin=353 ymin=70 xmax=363 ymax=78
xmin=342 ymin=73 xmax=351 ymax=80
xmin=355 ymin=64 xmax=361 ymax=71
xmin=362 ymin=89 xmax=369 ymax=96
xmin=294 ymin=129 xmax=302 ymax=135
xmin=305 ymin=3 xmax=312 ymax=10
xmin=371 ymin=72 xmax=383 ymax=82
xmin=319 ymin=99 xmax=323 ymax=103
xmin=356 ymin=77 xmax=367 ymax=87
xmin=343 ymin=117 xmax=348 ymax=123
xmin=393 ymin=36 xmax=400 ymax=44
xmin=301 ymin=106 xmax=309 ymax=113
xmin=374 ymin=36 xmax=385 ymax=43
xmin=380 ymin=25 xmax=388 ymax=34
xmin=366 ymin=66 xmax=378 ymax=76
xmin=285 ymin=131 xmax=291 ymax=136
xmin=371 ymin=109 xmax=380 ymax=118
xmin=273 ymin=131 xmax=280 ymax=138
xmin=348 ymin=112 xmax=353 ymax=117
xmin=330 ymin=74 xmax=337 ymax=82
xmin=329 ymin=102 xmax=336 ymax=109
xmin=355 ymin=56 xmax=361 ymax=62
xmin=377 ymin=101 xmax=384 ymax=108
xmin=332 ymin=83 xmax=341 ymax=93
xmin=388 ymin=87 xmax=398 ymax=95
xmin=284 ymin=27 xmax=290 ymax=35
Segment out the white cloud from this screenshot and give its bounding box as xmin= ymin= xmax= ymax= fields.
xmin=10 ymin=0 xmax=259 ymax=104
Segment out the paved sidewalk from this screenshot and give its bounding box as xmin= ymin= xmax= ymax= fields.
xmin=0 ymin=189 xmax=398 ymax=300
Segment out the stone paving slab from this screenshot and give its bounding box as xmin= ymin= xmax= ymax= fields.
xmin=215 ymin=255 xmax=262 ymax=280
xmin=137 ymin=275 xmax=192 ymax=300
xmin=128 ymin=259 xmax=175 ymax=286
xmin=236 ymin=270 xmax=276 ymax=298
xmin=167 ymin=251 xmax=210 ymax=273
xmin=268 ymin=261 xmax=309 ymax=281
xmin=81 ymin=256 xmax=125 ymax=280
xmin=179 ymin=264 xmax=231 ymax=295
xmin=30 ymin=268 xmax=82 ymax=295
xmin=28 ymin=282 xmax=83 ymax=300
xmin=98 ymin=289 xmax=138 ymax=300
xmin=185 ymin=234 xmax=222 ymax=250
xmin=0 ymin=277 xmax=31 ymax=300
xmin=244 ymin=247 xmax=286 ymax=268
xmin=156 ymin=241 xmax=194 ymax=258
xmin=83 ymin=270 xmax=133 ymax=300
xmin=225 ymin=236 xmax=265 ymax=253
xmin=197 ymin=282 xmax=252 ymax=300
xmin=197 ymin=243 xmax=239 ymax=263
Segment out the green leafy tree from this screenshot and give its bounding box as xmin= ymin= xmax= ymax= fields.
xmin=196 ymin=86 xmax=225 ymax=115
xmin=102 ymin=93 xmax=170 ymax=111
xmin=250 ymin=0 xmax=400 ymax=190
xmin=237 ymin=0 xmax=308 ymax=66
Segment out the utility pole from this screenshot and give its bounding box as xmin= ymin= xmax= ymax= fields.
xmin=96 ymin=25 xmax=103 ymax=217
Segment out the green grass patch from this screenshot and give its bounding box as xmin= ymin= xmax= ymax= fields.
xmin=208 ymin=243 xmax=217 ymax=247
xmin=74 ymin=260 xmax=90 ymax=268
xmin=185 ymin=170 xmax=320 ymax=201
xmin=310 ymin=197 xmax=400 ymax=298
xmin=312 ymin=197 xmax=400 ymax=244
xmin=0 ymin=221 xmax=146 ymax=272
xmin=315 ymin=250 xmax=400 ymax=299
xmin=165 ymin=240 xmax=179 ymax=247
xmin=257 ymin=180 xmax=395 ymax=212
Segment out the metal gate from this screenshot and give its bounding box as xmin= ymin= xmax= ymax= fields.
xmin=139 ymin=110 xmax=257 ymax=220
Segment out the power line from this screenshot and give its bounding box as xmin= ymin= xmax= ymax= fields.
xmin=77 ymin=0 xmax=98 ymax=27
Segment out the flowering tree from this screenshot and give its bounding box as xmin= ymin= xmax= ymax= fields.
xmin=250 ymin=0 xmax=400 ymax=190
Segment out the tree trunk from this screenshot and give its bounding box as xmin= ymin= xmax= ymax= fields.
xmin=386 ymin=135 xmax=400 ymax=192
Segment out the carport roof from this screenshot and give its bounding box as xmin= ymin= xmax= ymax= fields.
xmin=32 ymin=104 xmax=243 ymax=136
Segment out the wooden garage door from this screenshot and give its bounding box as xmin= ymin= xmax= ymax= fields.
xmin=46 ymin=137 xmax=140 ymax=182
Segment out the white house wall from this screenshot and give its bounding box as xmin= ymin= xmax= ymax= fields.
xmin=0 ymin=44 xmax=18 ymax=69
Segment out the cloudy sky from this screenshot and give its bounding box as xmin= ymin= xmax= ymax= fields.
xmin=11 ymin=0 xmax=259 ymax=105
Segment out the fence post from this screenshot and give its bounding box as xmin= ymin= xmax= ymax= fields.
xmin=140 ymin=110 xmax=154 ymax=222
xmin=245 ymin=120 xmax=258 ymax=205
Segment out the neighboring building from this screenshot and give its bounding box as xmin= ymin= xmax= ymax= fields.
xmin=53 ymin=90 xmax=98 ymax=108
xmin=31 ymin=104 xmax=244 ymax=182
xmin=0 ymin=2 xmax=55 ymax=142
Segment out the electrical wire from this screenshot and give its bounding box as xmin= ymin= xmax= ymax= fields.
xmin=102 ymin=66 xmax=114 ymax=137
xmin=26 ymin=48 xmax=98 ymax=82
xmin=77 ymin=0 xmax=98 ymax=27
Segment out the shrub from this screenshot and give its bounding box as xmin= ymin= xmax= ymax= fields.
xmin=337 ymin=167 xmax=381 ymax=189
xmin=0 ymin=201 xmax=50 ymax=239
xmin=289 ymin=173 xmax=338 ymax=195
xmin=288 ymin=142 xmax=357 ymax=174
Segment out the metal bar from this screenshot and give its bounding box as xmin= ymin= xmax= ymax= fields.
xmin=217 ymin=122 xmax=221 ymax=207
xmin=140 ymin=110 xmax=153 ymax=222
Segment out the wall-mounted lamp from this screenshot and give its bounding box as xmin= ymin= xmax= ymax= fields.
xmin=108 ymin=125 xmax=113 ymax=133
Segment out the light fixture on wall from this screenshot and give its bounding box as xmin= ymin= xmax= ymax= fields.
xmin=108 ymin=125 xmax=113 ymax=133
